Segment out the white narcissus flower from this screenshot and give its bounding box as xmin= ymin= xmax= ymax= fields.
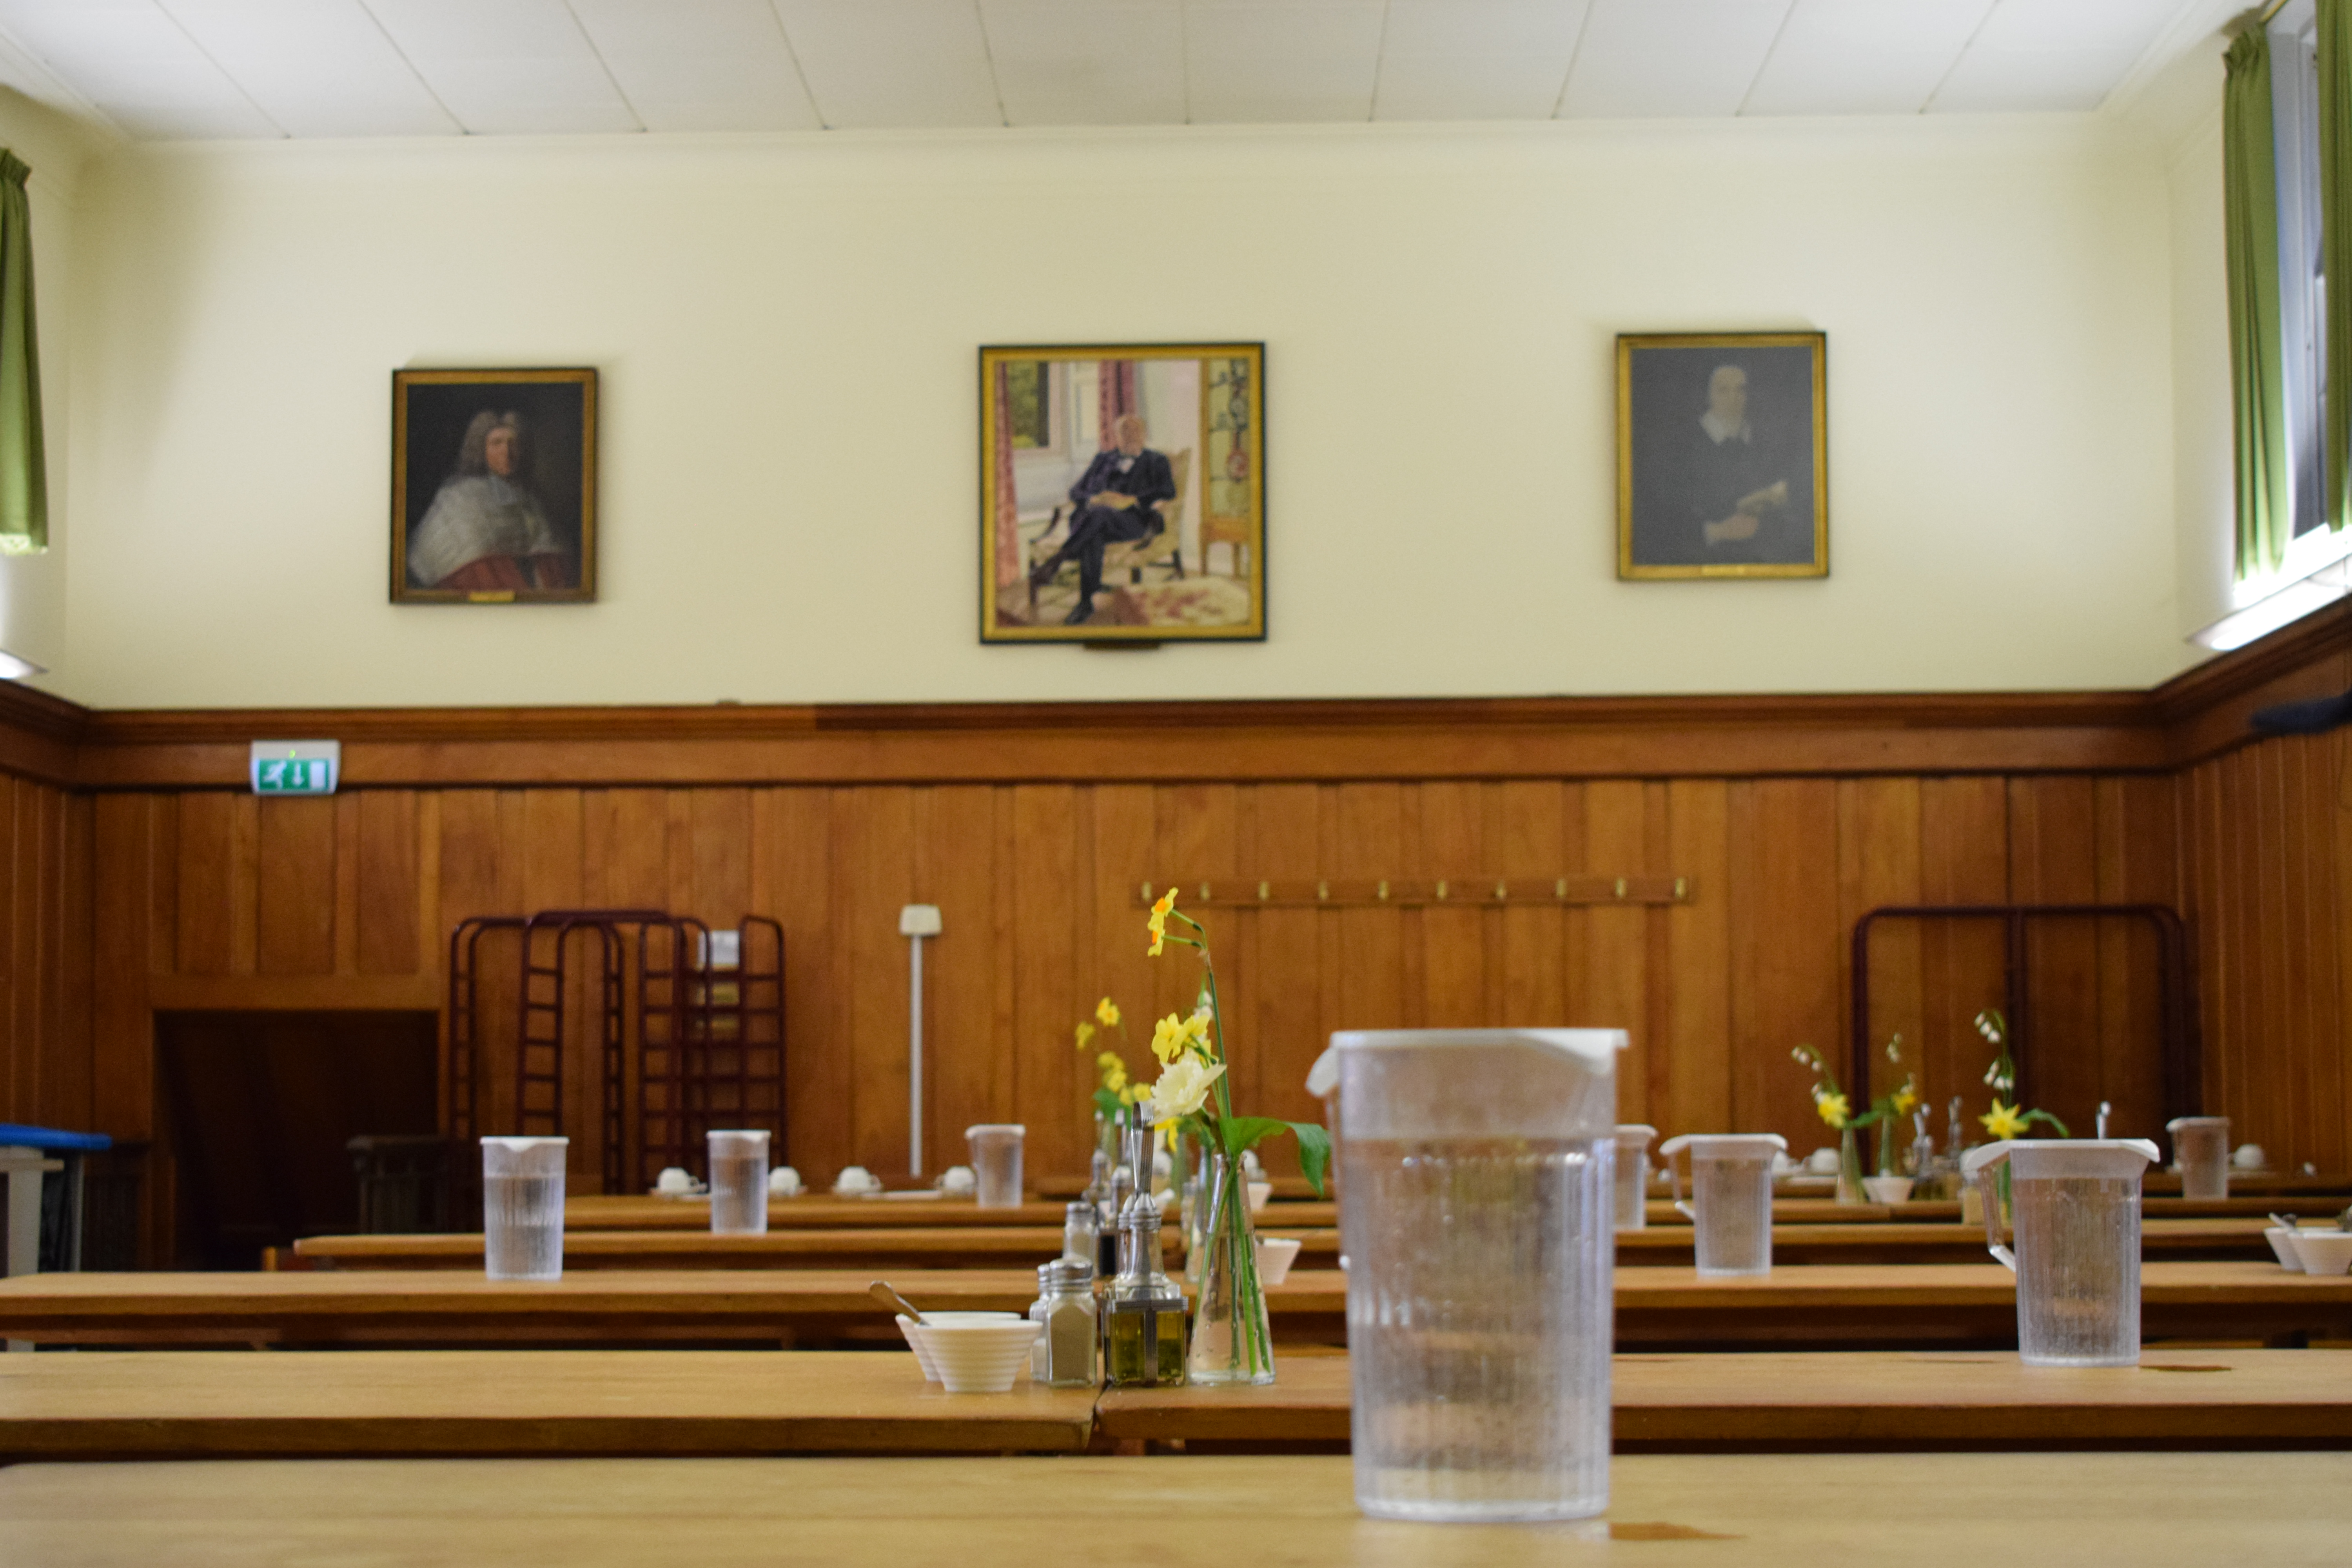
xmin=1145 ymin=1054 xmax=1226 ymax=1127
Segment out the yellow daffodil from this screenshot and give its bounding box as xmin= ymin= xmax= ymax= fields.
xmin=1150 ymin=1009 xmax=1213 ymax=1065
xmin=1075 ymin=1020 xmax=1096 ymax=1051
xmin=1095 ymin=997 xmax=1120 ymax=1028
xmin=1980 ymin=1100 xmax=2027 ymax=1140
xmin=1892 ymin=1087 xmax=1918 ymax=1117
xmin=1096 ymin=1050 xmax=1119 ymax=1070
xmin=1116 ymin=1082 xmax=1142 ymax=1107
xmin=1147 ymin=889 xmax=1177 ymax=956
xmin=1814 ymin=1091 xmax=1850 ymax=1129
xmin=1145 ymin=1053 xmax=1226 ymax=1127
xmin=1102 ymin=1063 xmax=1127 ymax=1093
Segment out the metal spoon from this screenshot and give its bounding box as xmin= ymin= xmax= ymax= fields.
xmin=868 ymin=1280 xmax=928 ymax=1325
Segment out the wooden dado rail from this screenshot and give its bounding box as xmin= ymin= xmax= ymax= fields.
xmin=0 ymin=595 xmax=2341 ymax=1263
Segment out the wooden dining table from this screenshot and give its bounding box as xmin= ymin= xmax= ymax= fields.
xmin=2 ymin=1263 xmax=2346 ymax=1351
xmin=3 ymin=1346 xmax=2348 ymax=1464
xmin=566 ymin=1195 xmax=1341 ymax=1230
xmin=287 ymin=1217 xmax=2274 ymax=1273
xmin=2 ymin=1450 xmax=2346 ymax=1564
xmin=1097 ymin=1346 xmax=2352 ymax=1450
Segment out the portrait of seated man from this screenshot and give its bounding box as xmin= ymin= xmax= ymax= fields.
xmin=1620 ymin=336 xmax=1824 ymax=578
xmin=1028 ymin=412 xmax=1178 ymax=625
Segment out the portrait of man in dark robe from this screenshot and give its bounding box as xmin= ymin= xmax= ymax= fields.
xmin=1619 ymin=336 xmax=1825 ymax=579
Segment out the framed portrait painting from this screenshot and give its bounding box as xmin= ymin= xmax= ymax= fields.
xmin=1617 ymin=332 xmax=1827 ymax=579
xmin=980 ymin=343 xmax=1265 ymax=644
xmin=391 ymin=367 xmax=598 ymax=603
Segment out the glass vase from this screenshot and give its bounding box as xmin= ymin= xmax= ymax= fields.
xmin=1187 ymin=1147 xmax=1275 ymax=1385
xmin=1835 ymin=1125 xmax=1866 ymax=1205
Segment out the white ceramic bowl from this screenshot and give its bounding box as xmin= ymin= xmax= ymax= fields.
xmin=833 ymin=1165 xmax=882 ymax=1196
xmin=923 ymin=1319 xmax=1042 ymax=1394
xmin=897 ymin=1311 xmax=1024 ymax=1383
xmin=1247 ymin=1181 xmax=1273 ymax=1215
xmin=2292 ymin=1230 xmax=2352 ymax=1277
xmin=1861 ymin=1176 xmax=1913 ymax=1205
xmin=1254 ymin=1235 xmax=1303 ymax=1286
xmin=768 ymin=1166 xmax=803 ymax=1196
xmin=2265 ymin=1227 xmax=2307 ymax=1272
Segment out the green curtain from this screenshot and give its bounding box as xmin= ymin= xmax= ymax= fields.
xmin=2226 ymin=29 xmax=2292 ymax=578
xmin=0 ymin=152 xmax=43 ymax=556
xmin=2322 ymin=0 xmax=2352 ymax=538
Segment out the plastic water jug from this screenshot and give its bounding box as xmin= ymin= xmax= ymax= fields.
xmin=481 ymin=1136 xmax=567 ymax=1282
xmin=1963 ymin=1138 xmax=2158 ymax=1367
xmin=1657 ymin=1133 xmax=1785 ymax=1277
xmin=1335 ymin=1027 xmax=1622 ymax=1523
xmin=707 ymin=1129 xmax=769 ymax=1235
xmin=2165 ymin=1116 xmax=2230 ymax=1201
xmin=1613 ymin=1125 xmax=1656 ymax=1232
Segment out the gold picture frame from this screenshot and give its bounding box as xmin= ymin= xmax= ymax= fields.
xmin=392 ymin=367 xmax=598 ymax=603
xmin=1617 ymin=332 xmax=1827 ymax=580
xmin=981 ymin=343 xmax=1265 ymax=643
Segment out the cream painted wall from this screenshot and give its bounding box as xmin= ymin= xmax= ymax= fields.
xmin=0 ymin=88 xmax=93 ymax=680
xmin=60 ymin=118 xmax=2192 ymax=709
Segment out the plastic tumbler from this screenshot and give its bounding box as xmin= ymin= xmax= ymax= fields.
xmin=1658 ymin=1133 xmax=1785 ymax=1277
xmin=1964 ymin=1138 xmax=2158 ymax=1367
xmin=1613 ymin=1125 xmax=1656 ymax=1232
xmin=2165 ymin=1116 xmax=2230 ymax=1201
xmin=481 ymin=1136 xmax=567 ymax=1282
xmin=966 ymin=1124 xmax=1026 ymax=1210
xmin=708 ymin=1129 xmax=770 ymax=1235
xmin=1336 ymin=1027 xmax=1623 ymax=1523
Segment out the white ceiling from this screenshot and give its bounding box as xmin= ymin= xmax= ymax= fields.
xmin=0 ymin=0 xmax=2221 ymax=141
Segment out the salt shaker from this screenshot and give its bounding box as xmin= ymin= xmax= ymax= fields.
xmin=1028 ymin=1257 xmax=1099 ymax=1387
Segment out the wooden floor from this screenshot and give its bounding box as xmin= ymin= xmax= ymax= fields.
xmin=2 ymin=1452 xmax=2346 ymax=1564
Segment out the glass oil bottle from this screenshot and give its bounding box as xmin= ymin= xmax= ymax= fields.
xmin=1103 ymin=1185 xmax=1187 ymax=1387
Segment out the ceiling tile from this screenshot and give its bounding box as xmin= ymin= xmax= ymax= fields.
xmin=1557 ymin=0 xmax=1794 ymax=118
xmin=362 ymin=0 xmax=639 ymax=134
xmin=0 ymin=0 xmax=280 ymax=137
xmin=1372 ymin=0 xmax=1590 ymax=120
xmin=980 ymin=0 xmax=1184 ymax=126
xmin=158 ymin=0 xmax=457 ymax=136
xmin=772 ymin=0 xmax=1001 ymax=129
xmin=1185 ymin=0 xmax=1385 ymax=124
xmin=1742 ymin=0 xmax=1992 ymax=115
xmin=568 ymin=0 xmax=819 ymax=132
xmin=1928 ymin=0 xmax=2181 ymax=111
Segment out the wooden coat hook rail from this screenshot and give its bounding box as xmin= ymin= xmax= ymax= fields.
xmin=1136 ymin=876 xmax=1692 ymax=910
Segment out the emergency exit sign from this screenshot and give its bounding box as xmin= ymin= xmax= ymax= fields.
xmin=249 ymin=741 xmax=340 ymax=796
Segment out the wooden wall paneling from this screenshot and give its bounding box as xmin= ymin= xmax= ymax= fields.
xmin=2337 ymin=735 xmax=2352 ymax=1166
xmin=2006 ymin=777 xmax=2105 ymax=1132
xmin=762 ymin=786 xmax=843 ymax=1182
xmin=173 ymin=794 xmax=234 ymax=976
xmin=1005 ymin=786 xmax=1078 ymax=1182
xmin=1494 ymin=780 xmax=1568 ymax=1029
xmin=2209 ymin=750 xmax=2259 ymax=1157
xmin=1915 ymin=777 xmax=2010 ymax=1138
xmin=1413 ymin=780 xmax=1486 ymax=1033
xmin=0 ymin=779 xmax=34 ymax=1120
xmin=1581 ymin=780 xmax=1651 ymax=1124
xmin=254 ymin=798 xmax=336 ymax=976
xmin=1159 ymin=784 xmax=1245 ymax=1108
xmin=2092 ymin=774 xmax=2182 ymax=1148
xmin=1663 ymin=780 xmax=1732 ymax=1138
xmin=2279 ymin=740 xmax=2342 ymax=1170
xmin=1639 ymin=780 xmax=1673 ymax=1129
xmin=1086 ymin=782 xmax=1157 ymax=1141
xmin=838 ymin=787 xmax=918 ymax=1178
xmin=1327 ymin=783 xmax=1406 ymax=1044
xmin=1244 ymin=783 xmax=1322 ymax=1165
xmin=515 ymin=791 xmax=592 ymax=1177
xmin=1838 ymin=778 xmax=1924 ymax=1136
xmin=918 ymin=786 xmax=1007 ymax=1175
xmin=1730 ymin=779 xmax=1842 ymax=1151
xmin=686 ymin=788 xmax=754 ymax=926
xmin=330 ymin=795 xmax=360 ymax=976
xmin=2186 ymin=758 xmax=2236 ymax=1151
xmin=54 ymin=791 xmax=93 ymax=1131
xmin=91 ymin=797 xmax=156 ymax=1139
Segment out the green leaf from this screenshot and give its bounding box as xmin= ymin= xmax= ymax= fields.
xmin=1289 ymin=1122 xmax=1332 ymax=1198
xmin=1216 ymin=1116 xmax=1292 ymax=1158
xmin=2022 ymin=1109 xmax=2072 ymax=1138
xmin=1091 ymin=1087 xmax=1123 ymax=1120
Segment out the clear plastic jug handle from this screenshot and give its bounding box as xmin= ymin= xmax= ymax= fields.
xmin=1962 ymin=1142 xmax=2016 ymax=1274
xmin=1673 ymin=1200 xmax=1697 ymax=1222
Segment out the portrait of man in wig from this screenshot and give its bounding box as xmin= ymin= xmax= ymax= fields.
xmin=405 ymin=408 xmax=577 ymax=593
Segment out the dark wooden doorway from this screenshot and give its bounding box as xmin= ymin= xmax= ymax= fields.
xmin=154 ymin=1011 xmax=439 ymax=1269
